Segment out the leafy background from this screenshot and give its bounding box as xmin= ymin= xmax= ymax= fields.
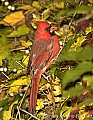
xmin=0 ymin=0 xmax=93 ymax=120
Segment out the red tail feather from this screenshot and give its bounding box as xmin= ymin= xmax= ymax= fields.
xmin=29 ymin=75 xmax=40 ymax=114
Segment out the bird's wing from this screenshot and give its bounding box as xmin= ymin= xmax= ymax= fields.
xmin=29 ymin=38 xmax=54 ymax=75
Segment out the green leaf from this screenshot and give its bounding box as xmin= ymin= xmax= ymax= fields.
xmin=0 ymin=35 xmax=8 ymax=46
xmin=8 ymin=24 xmax=30 ymax=37
xmin=57 ymin=37 xmax=76 ymax=62
xmin=63 ymin=0 xmax=75 ymax=3
xmin=12 ymin=52 xmax=23 ymax=61
xmin=58 ymin=51 xmax=77 ymax=62
xmin=56 ymin=5 xmax=93 ymax=17
xmin=0 ymin=98 xmax=9 ymax=107
xmin=0 ymin=46 xmax=11 ymax=65
xmin=77 ymin=45 xmax=93 ymax=61
xmin=61 ymin=37 xmax=76 ymax=54
xmin=9 ymin=52 xmax=24 ymax=70
xmin=56 ymin=69 xmax=64 ymax=81
xmin=73 ymin=5 xmax=93 ymax=14
xmin=62 ymin=62 xmax=93 ymax=89
xmin=58 ymin=45 xmax=93 ymax=62
xmin=0 ymin=27 xmax=12 ymax=36
xmin=82 ymin=75 xmax=93 ymax=90
xmin=63 ymin=85 xmax=83 ymax=97
xmin=85 ymin=116 xmax=93 ymax=120
xmin=49 ymin=64 xmax=58 ymax=79
xmin=88 ymin=0 xmax=93 ymax=3
xmin=78 ymin=98 xmax=93 ymax=107
xmin=32 ymin=1 xmax=42 ymax=9
xmin=0 ymin=106 xmax=9 ymax=120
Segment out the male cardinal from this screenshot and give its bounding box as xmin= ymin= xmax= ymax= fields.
xmin=28 ymin=21 xmax=60 ymax=114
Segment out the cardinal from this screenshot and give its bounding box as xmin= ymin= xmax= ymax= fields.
xmin=27 ymin=21 xmax=60 ymax=114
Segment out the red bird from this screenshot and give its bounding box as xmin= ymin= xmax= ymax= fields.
xmin=28 ymin=21 xmax=60 ymax=114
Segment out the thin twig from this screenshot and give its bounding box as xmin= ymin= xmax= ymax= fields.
xmin=16 ymin=82 xmax=30 ymax=119
xmin=19 ymin=82 xmax=30 ymax=108
xmin=2 ymin=72 xmax=10 ymax=80
xmin=0 ymin=10 xmax=11 ymax=18
xmin=69 ymin=0 xmax=82 ymax=27
xmin=74 ymin=12 xmax=93 ymax=25
xmin=16 ymin=106 xmax=21 ymax=119
xmin=63 ymin=1 xmax=83 ymax=44
xmin=16 ymin=61 xmax=25 ymax=68
xmin=20 ymin=108 xmax=40 ymax=120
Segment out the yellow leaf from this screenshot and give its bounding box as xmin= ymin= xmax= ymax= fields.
xmin=86 ymin=26 xmax=93 ymax=34
xmin=3 ymin=11 xmax=25 ymax=26
xmin=17 ymin=70 xmax=22 ymax=74
xmin=32 ymin=14 xmax=41 ymax=23
xmin=32 ymin=1 xmax=42 ymax=9
xmin=17 ymin=5 xmax=33 ymax=10
xmin=71 ymin=35 xmax=86 ymax=50
xmin=55 ymin=97 xmax=61 ymax=102
xmin=20 ymin=40 xmax=32 ymax=47
xmin=8 ymin=76 xmax=30 ymax=94
xmin=0 ymin=21 xmax=9 ymax=26
xmin=38 ymin=112 xmax=45 ymax=120
xmin=60 ymin=1 xmax=65 ymax=9
xmin=53 ymin=77 xmax=60 ymax=84
xmin=40 ymin=83 xmax=50 ymax=91
xmin=79 ymin=111 xmax=87 ymax=120
xmin=42 ymin=8 xmax=50 ymax=20
xmin=20 ymin=118 xmax=25 ymax=120
xmin=53 ymin=86 xmax=61 ymax=96
xmin=22 ymin=55 xmax=29 ymax=66
xmin=45 ymin=83 xmax=50 ymax=89
xmin=79 ymin=108 xmax=88 ymax=120
xmin=3 ymin=101 xmax=18 ymax=120
xmin=36 ymin=99 xmax=44 ymax=111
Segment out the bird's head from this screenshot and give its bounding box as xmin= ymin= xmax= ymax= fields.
xmin=34 ymin=21 xmax=57 ymax=41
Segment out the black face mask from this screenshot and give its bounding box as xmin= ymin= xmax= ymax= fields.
xmin=45 ymin=25 xmax=51 ymax=32
xmin=45 ymin=25 xmax=55 ymax=36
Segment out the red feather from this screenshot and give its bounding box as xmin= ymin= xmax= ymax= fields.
xmin=28 ymin=21 xmax=60 ymax=114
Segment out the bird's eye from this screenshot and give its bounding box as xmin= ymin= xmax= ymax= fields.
xmin=45 ymin=25 xmax=51 ymax=32
xmin=45 ymin=27 xmax=50 ymax=32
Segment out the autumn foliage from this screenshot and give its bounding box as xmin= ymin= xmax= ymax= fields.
xmin=0 ymin=0 xmax=93 ymax=120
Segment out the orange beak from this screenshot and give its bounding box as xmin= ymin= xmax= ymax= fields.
xmin=50 ymin=26 xmax=57 ymax=33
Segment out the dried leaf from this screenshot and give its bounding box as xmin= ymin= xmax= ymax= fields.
xmin=68 ymin=109 xmax=79 ymax=120
xmin=75 ymin=20 xmax=90 ymax=34
xmin=0 ymin=21 xmax=9 ymax=26
xmin=3 ymin=11 xmax=25 ymax=26
xmin=47 ymin=93 xmax=52 ymax=101
xmin=81 ymin=37 xmax=93 ymax=47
